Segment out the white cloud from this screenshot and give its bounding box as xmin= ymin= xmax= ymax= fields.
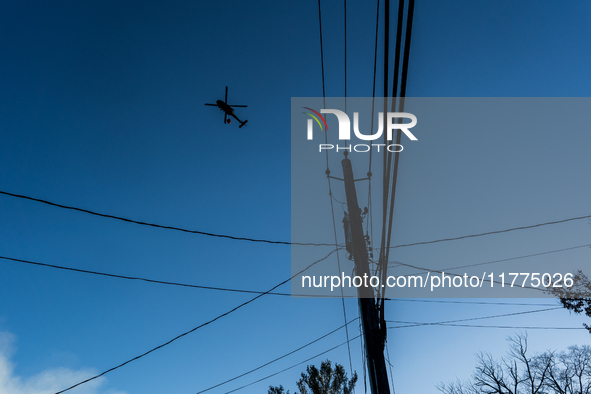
xmin=0 ymin=332 xmax=126 ymax=394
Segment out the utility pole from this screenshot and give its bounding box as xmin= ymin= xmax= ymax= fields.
xmin=341 ymin=152 xmax=390 ymax=394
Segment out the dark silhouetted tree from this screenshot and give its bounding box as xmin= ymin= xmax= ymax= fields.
xmin=296 ymin=360 xmax=357 ymax=394
xmin=437 ymin=333 xmax=591 ymax=394
xmin=268 ymin=385 xmax=290 ymax=394
xmin=268 ymin=360 xmax=357 ymax=394
xmin=551 ymin=269 xmax=591 ymax=334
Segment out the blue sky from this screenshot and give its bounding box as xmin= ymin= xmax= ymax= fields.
xmin=1 ymin=1 xmax=591 ymax=393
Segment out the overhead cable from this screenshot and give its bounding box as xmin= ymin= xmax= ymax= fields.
xmin=195 ymin=317 xmax=360 ymax=394
xmin=1 ymin=190 xmax=589 ymax=249
xmin=386 ymin=299 xmax=560 ymax=307
xmin=53 ymin=249 xmax=339 ymax=394
xmin=223 ymin=335 xmax=362 ymax=394
xmin=386 ymin=307 xmax=563 ymax=327
xmin=0 ymin=190 xmax=331 ymax=247
xmin=389 ymin=215 xmax=591 ymax=249
xmin=217 ymin=307 xmax=577 ymax=394
xmin=2 ymin=244 xmax=587 ymax=297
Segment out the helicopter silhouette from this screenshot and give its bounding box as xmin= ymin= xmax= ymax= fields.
xmin=204 ymin=86 xmax=248 ymax=128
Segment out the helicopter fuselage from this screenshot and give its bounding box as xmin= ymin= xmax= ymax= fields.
xmin=216 ymin=100 xmax=235 ymax=115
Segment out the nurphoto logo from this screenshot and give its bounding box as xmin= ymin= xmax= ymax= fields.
xmin=303 ymin=107 xmax=418 ymax=153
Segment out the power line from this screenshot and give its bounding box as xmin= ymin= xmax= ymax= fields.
xmin=324 ymin=27 xmax=354 ymax=374
xmin=390 ymin=323 xmax=586 ymax=330
xmin=379 ymin=0 xmax=416 ymax=313
xmin=3 ymin=243 xmax=586 ymax=298
xmin=393 ymin=240 xmax=589 ymax=295
xmin=0 ymin=254 xmax=291 ymax=296
xmin=367 ymin=0 xmax=380 ymax=177
xmin=344 ymin=0 xmax=347 ymax=100
xmin=195 ymin=317 xmax=360 ymax=394
xmin=377 ymin=0 xmax=391 ymax=306
xmin=384 ymin=0 xmax=415 ymax=268
xmin=358 ymin=312 xmax=368 ymax=394
xmin=331 ymin=212 xmax=355 ymax=374
xmin=392 ymin=259 xmax=546 ymax=292
xmin=378 ymin=0 xmax=390 ymax=296
xmin=384 ymin=340 xmax=396 ymax=394
xmin=389 ymin=309 xmax=588 ymax=328
xmin=217 ymin=308 xmax=576 ymax=394
xmin=386 ymin=243 xmax=591 ymax=293
xmin=314 ymin=0 xmax=355 ymax=378
xmin=223 ymin=335 xmax=362 ymax=394
xmin=0 ymin=251 xmax=563 ymax=302
xmin=52 ymin=249 xmax=339 ymax=394
xmin=386 ymin=299 xmax=560 ymax=307
xmin=0 ymin=190 xmax=331 ymax=247
xmin=390 ymin=243 xmax=591 ymax=280
xmin=2 ymin=190 xmax=589 ymax=249
xmin=328 ymin=189 xmax=355 ymax=379
xmin=389 ymin=214 xmax=591 ymax=249
xmin=317 ymin=0 xmax=326 ymax=103
xmin=366 ymin=0 xmax=381 ymax=288
xmin=391 ymin=0 xmax=405 ymax=98
xmin=398 ymin=0 xmax=414 ymax=100
xmin=379 ymin=0 xmax=407 ymax=292
xmin=386 ymin=307 xmax=563 ymax=327
xmin=433 ymin=243 xmax=591 ymax=272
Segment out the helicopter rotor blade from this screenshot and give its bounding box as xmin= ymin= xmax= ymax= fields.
xmin=204 ymin=103 xmax=217 ymax=106
xmin=225 ymin=86 xmax=228 ymax=104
